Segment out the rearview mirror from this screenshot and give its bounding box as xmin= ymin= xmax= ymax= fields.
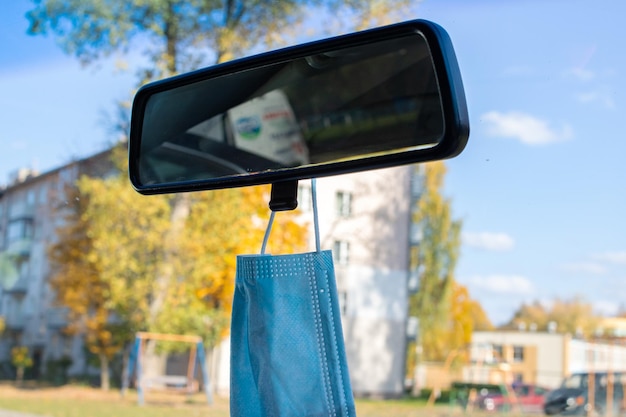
xmin=129 ymin=20 xmax=468 ymax=195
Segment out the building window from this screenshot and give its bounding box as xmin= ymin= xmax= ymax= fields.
xmin=38 ymin=184 xmax=48 ymax=204
xmin=335 ymin=191 xmax=352 ymax=217
xmin=513 ymin=345 xmax=524 ymax=362
xmin=6 ymin=218 xmax=34 ymax=244
xmin=333 ymin=240 xmax=350 ymax=265
xmin=493 ymin=344 xmax=503 ymax=361
xmin=26 ymin=190 xmax=36 ymax=206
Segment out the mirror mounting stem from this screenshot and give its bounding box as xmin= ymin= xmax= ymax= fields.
xmin=269 ymin=180 xmax=299 ymax=211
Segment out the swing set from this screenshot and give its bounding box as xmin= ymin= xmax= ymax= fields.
xmin=122 ymin=332 xmax=212 ymax=405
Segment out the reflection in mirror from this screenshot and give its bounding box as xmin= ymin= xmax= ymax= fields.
xmin=137 ymin=32 xmax=444 ymax=186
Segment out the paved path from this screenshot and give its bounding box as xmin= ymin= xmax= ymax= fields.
xmin=0 ymin=410 xmax=47 ymax=417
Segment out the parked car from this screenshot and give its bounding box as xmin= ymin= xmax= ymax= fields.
xmin=477 ymin=383 xmax=548 ymax=413
xmin=544 ymin=372 xmax=625 ymax=416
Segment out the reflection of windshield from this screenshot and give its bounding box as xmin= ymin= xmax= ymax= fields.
xmin=137 ymin=32 xmax=444 ymax=184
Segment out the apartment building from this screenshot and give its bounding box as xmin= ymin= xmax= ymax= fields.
xmin=0 ymin=149 xmax=423 ymax=396
xmin=0 ymin=151 xmax=115 ymax=378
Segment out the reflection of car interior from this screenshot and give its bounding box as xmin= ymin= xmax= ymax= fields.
xmin=138 ymin=131 xmax=286 ymax=185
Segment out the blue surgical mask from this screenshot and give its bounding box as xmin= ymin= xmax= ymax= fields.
xmin=230 ymin=179 xmax=356 ymax=417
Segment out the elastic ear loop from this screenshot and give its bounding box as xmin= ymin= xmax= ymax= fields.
xmin=260 ymin=179 xmax=320 ymax=255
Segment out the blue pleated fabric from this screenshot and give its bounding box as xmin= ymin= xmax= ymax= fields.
xmin=230 ymin=179 xmax=356 ymax=417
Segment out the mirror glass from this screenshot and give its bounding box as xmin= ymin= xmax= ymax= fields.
xmin=136 ymin=32 xmax=445 ymax=186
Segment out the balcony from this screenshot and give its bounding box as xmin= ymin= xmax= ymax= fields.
xmin=4 ymin=311 xmax=26 ymax=331
xmin=3 ymin=274 xmax=29 ymax=297
xmin=6 ymin=238 xmax=33 ymax=259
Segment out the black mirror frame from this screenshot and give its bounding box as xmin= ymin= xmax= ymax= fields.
xmin=128 ymin=19 xmax=469 ymax=195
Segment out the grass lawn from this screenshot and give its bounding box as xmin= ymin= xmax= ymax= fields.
xmin=0 ymin=385 xmax=457 ymax=417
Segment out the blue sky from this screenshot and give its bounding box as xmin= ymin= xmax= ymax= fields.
xmin=1 ymin=0 xmax=625 ymax=325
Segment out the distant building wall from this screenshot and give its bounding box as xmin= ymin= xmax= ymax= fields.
xmin=568 ymin=339 xmax=626 ymax=374
xmin=471 ymin=331 xmax=626 ymax=390
xmin=472 ymin=331 xmax=567 ymax=388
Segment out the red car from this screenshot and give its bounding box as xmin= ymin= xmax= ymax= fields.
xmin=478 ymin=384 xmax=549 ymax=413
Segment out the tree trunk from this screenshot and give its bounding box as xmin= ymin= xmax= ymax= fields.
xmin=99 ymin=353 xmax=110 ymax=391
xmin=15 ymin=366 xmax=24 ymax=386
xmin=148 ymin=194 xmax=190 ymax=325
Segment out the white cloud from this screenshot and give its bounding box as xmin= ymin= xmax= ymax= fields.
xmin=462 ymin=232 xmax=515 ymax=252
xmin=576 ymin=89 xmax=616 ymax=109
xmin=565 ymin=67 xmax=596 ymax=82
xmin=467 ymin=274 xmax=534 ymax=295
xmin=593 ymin=300 xmax=619 ymax=316
xmin=561 ymin=262 xmax=607 ymax=275
xmin=592 ymin=251 xmax=626 ymax=265
xmin=482 ymin=111 xmax=573 ymax=146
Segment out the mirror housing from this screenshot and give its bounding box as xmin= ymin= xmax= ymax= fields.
xmin=129 ymin=19 xmax=469 ymax=195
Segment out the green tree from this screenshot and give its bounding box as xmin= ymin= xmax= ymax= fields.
xmin=27 ymin=0 xmax=413 ymax=83
xmin=409 ymin=162 xmax=463 ymax=362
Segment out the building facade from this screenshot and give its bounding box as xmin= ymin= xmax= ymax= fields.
xmin=0 ymin=151 xmax=115 ymax=379
xmin=314 ymin=167 xmax=417 ymax=397
xmin=468 ymin=331 xmax=626 ymax=389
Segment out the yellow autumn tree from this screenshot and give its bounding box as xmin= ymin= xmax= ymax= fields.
xmin=446 ymin=283 xmax=493 ymax=363
xmin=11 ymin=346 xmax=33 ymax=385
xmin=409 ymin=162 xmax=462 ymax=362
xmin=504 ymin=297 xmax=599 ymax=337
xmin=151 ymin=185 xmax=308 ymax=342
xmin=50 ymin=145 xmax=308 ymax=388
xmin=48 ymin=184 xmax=134 ymax=390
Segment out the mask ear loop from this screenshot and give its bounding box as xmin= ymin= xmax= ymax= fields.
xmin=260 ymin=211 xmax=275 ymax=255
xmin=311 ymin=178 xmax=321 ymax=253
xmin=260 ymin=179 xmax=320 ymax=255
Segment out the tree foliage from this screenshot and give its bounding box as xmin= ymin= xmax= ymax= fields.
xmin=49 ymin=145 xmax=308 ymax=386
xmin=48 ymin=184 xmax=131 ymax=390
xmin=32 ymin=0 xmax=414 ymax=389
xmin=446 ymin=282 xmax=493 ymax=364
xmin=11 ymin=346 xmax=33 ymax=385
xmin=503 ymin=297 xmax=600 ymax=337
xmin=27 ymin=0 xmax=414 ymax=83
xmin=409 ymin=162 xmax=463 ymax=362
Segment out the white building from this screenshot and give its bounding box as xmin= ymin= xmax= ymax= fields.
xmin=469 ymin=331 xmax=626 ymax=389
xmin=308 ymin=168 xmax=417 ymax=397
